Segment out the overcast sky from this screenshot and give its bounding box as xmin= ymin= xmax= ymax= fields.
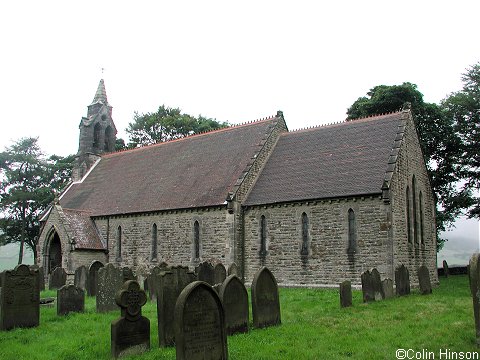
xmin=0 ymin=1 xmax=478 ymax=264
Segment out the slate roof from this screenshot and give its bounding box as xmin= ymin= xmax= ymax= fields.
xmin=60 ymin=117 xmax=280 ymax=216
xmin=244 ymin=112 xmax=407 ymax=206
xmin=61 ymin=209 xmax=104 ymax=250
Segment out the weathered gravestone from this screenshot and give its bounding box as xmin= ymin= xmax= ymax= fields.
xmin=122 ymin=267 xmax=136 ymax=283
xmin=339 ymin=280 xmax=352 ymax=308
xmin=443 ymin=260 xmax=449 ymax=278
xmin=196 ymin=261 xmax=215 ymax=285
xmin=156 ymin=266 xmax=196 ymax=347
xmin=417 ymin=265 xmax=432 ymax=295
xmin=174 ymin=281 xmax=228 ymax=360
xmin=57 ymin=284 xmax=85 ymax=316
xmin=49 ymin=267 xmax=67 ymax=290
xmin=219 ymin=275 xmax=249 ymax=335
xmin=395 ymin=264 xmax=411 ymax=296
xmin=382 ymin=278 xmax=394 ymax=299
xmin=214 ymin=263 xmax=227 ymax=285
xmin=251 ymin=267 xmax=281 ymax=328
xmin=371 ymin=268 xmax=385 ymax=300
xmin=97 ymin=264 xmax=124 ymax=312
xmin=0 ymin=264 xmax=39 ymax=330
xmin=469 ymin=253 xmax=480 ymax=346
xmin=361 ymin=269 xmax=375 ymax=302
xmin=30 ymin=265 xmax=45 ymax=291
xmin=111 ymin=280 xmax=149 ymax=359
xmin=227 ymin=262 xmax=239 ymax=277
xmin=87 ymin=261 xmax=104 ymax=296
xmin=147 ymin=262 xmax=170 ymax=300
xmin=74 ymin=265 xmax=88 ymax=291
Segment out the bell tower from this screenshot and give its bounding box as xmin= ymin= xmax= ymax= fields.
xmin=72 ymin=79 xmax=117 ymax=181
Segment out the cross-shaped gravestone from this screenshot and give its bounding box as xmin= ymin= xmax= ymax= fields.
xmin=111 ymin=280 xmax=150 ymax=359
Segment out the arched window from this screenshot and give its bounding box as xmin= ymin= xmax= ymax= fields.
xmin=406 ymin=186 xmax=412 ymax=243
xmin=300 ymin=212 xmax=309 ymax=256
xmin=194 ymin=221 xmax=200 ymax=259
xmin=151 ymin=223 xmax=158 ymax=260
xmin=116 ymin=226 xmax=122 ymax=261
xmin=104 ymin=126 xmax=113 ymax=151
xmin=412 ymin=176 xmax=418 ymax=244
xmin=348 ymin=209 xmax=356 ymax=252
xmin=419 ymin=191 xmax=424 ymax=245
xmin=260 ymin=215 xmax=267 ymax=257
xmin=93 ymin=123 xmax=101 ymax=149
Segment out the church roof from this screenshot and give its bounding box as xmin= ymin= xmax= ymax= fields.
xmin=244 ymin=111 xmax=407 ymax=206
xmin=62 ymin=209 xmax=105 ymax=250
xmin=60 ymin=116 xmax=281 ymax=216
xmin=91 ymin=79 xmax=108 ymax=105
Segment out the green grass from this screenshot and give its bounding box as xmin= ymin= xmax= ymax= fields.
xmin=0 ymin=276 xmax=477 ymax=359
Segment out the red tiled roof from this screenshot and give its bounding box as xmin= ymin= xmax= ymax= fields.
xmin=62 ymin=209 xmax=104 ymax=250
xmin=60 ymin=118 xmax=280 ymax=216
xmin=244 ymin=112 xmax=407 ymax=206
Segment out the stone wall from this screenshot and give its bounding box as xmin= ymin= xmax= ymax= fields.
xmin=389 ymin=112 xmax=438 ymax=285
xmin=93 ymin=206 xmax=233 ymax=273
xmin=243 ymin=196 xmax=391 ymax=286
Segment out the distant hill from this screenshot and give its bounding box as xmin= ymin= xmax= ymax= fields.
xmin=0 ymin=243 xmax=34 ymax=271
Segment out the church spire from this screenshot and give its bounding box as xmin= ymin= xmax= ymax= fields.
xmin=91 ymin=78 xmax=108 ymax=105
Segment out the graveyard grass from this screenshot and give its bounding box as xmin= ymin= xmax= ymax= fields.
xmin=0 ymin=275 xmax=475 ymax=360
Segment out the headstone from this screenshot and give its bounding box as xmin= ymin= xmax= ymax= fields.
xmin=87 ymin=261 xmax=104 ymax=296
xmin=122 ymin=267 xmax=136 ymax=283
xmin=147 ymin=263 xmax=170 ymax=300
xmin=251 ymin=267 xmax=281 ymax=328
xmin=219 ymin=275 xmax=249 ymax=335
xmin=443 ymin=260 xmax=449 ymax=278
xmin=417 ymin=265 xmax=432 ymax=295
xmin=0 ymin=264 xmax=39 ymax=330
xmin=49 ymin=267 xmax=67 ymax=290
xmin=111 ymin=280 xmax=149 ymax=359
xmin=30 ymin=265 xmax=45 ymax=292
xmin=227 ymin=262 xmax=239 ymax=277
xmin=74 ymin=266 xmax=88 ymax=291
xmin=371 ymin=268 xmax=385 ymax=300
xmin=395 ymin=264 xmax=411 ymax=296
xmin=57 ymin=284 xmax=85 ymax=316
xmin=382 ymin=278 xmax=394 ymax=299
xmin=196 ymin=261 xmax=215 ymax=285
xmin=469 ymin=253 xmax=480 ymax=346
xmin=97 ymin=264 xmax=124 ymax=312
xmin=339 ymin=280 xmax=352 ymax=308
xmin=214 ymin=263 xmax=227 ymax=285
xmin=157 ymin=266 xmax=196 ymax=347
xmin=361 ymin=269 xmax=375 ymax=302
xmin=174 ymin=281 xmax=228 ymax=360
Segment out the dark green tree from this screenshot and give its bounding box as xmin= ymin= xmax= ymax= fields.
xmin=0 ymin=138 xmax=74 ymax=264
xmin=441 ymin=62 xmax=480 ymax=218
xmin=126 ymin=105 xmax=228 ymax=147
xmin=346 ymin=83 xmax=463 ymax=249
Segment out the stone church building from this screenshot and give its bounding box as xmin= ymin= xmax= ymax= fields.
xmin=38 ymin=80 xmax=438 ymax=286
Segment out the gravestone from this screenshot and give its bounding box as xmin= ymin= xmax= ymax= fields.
xmin=196 ymin=261 xmax=215 ymax=285
xmin=122 ymin=267 xmax=136 ymax=283
xmin=417 ymin=265 xmax=432 ymax=295
xmin=57 ymin=284 xmax=85 ymax=316
xmin=147 ymin=263 xmax=170 ymax=300
xmin=174 ymin=281 xmax=228 ymax=360
xmin=227 ymin=262 xmax=239 ymax=277
xmin=74 ymin=266 xmax=88 ymax=291
xmin=214 ymin=263 xmax=227 ymax=285
xmin=469 ymin=253 xmax=480 ymax=346
xmin=49 ymin=267 xmax=67 ymax=290
xmin=87 ymin=261 xmax=104 ymax=296
xmin=382 ymin=278 xmax=394 ymax=299
xmin=339 ymin=280 xmax=352 ymax=308
xmin=0 ymin=264 xmax=39 ymax=330
xmin=157 ymin=266 xmax=197 ymax=347
xmin=361 ymin=269 xmax=375 ymax=302
xmin=111 ymin=280 xmax=149 ymax=359
xmin=251 ymin=267 xmax=281 ymax=328
xmin=371 ymin=268 xmax=385 ymax=300
xmin=30 ymin=265 xmax=45 ymax=291
xmin=443 ymin=260 xmax=449 ymax=278
xmin=219 ymin=275 xmax=249 ymax=335
xmin=97 ymin=264 xmax=124 ymax=312
xmin=395 ymin=264 xmax=411 ymax=296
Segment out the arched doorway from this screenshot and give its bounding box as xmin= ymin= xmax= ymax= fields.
xmin=47 ymin=230 xmax=62 ymax=274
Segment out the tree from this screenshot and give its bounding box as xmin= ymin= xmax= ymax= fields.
xmin=441 ymin=62 xmax=480 ymax=218
xmin=346 ymin=83 xmax=463 ymax=249
xmin=0 ymin=138 xmax=74 ymax=264
xmin=126 ymin=105 xmax=228 ymax=147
